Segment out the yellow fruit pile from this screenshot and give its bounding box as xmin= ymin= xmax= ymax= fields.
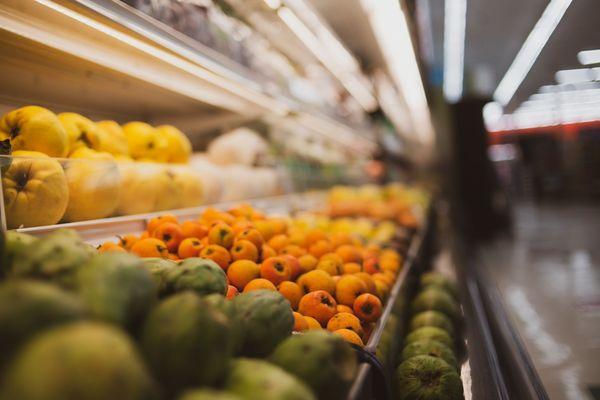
xmin=326 ymin=184 xmax=428 ymax=228
xmin=0 ymin=106 xmax=192 ymax=163
xmin=100 ymin=204 xmax=405 ymax=347
xmin=0 ymin=106 xmax=201 ymax=228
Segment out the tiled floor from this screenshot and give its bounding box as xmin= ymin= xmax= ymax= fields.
xmin=481 ymin=201 xmax=600 ymax=400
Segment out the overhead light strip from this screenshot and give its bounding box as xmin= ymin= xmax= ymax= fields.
xmin=493 ymin=0 xmax=573 ymax=106
xmin=361 ymin=0 xmax=434 ymax=144
xmin=577 ymin=49 xmax=600 ymax=65
xmin=443 ymin=0 xmax=467 ymax=103
xmin=276 ymin=2 xmax=377 ymax=111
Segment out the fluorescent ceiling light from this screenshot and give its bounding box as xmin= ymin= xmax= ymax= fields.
xmin=264 ymin=0 xmax=282 ymax=10
xmin=443 ymin=0 xmax=467 ymax=103
xmin=577 ymin=49 xmax=600 ymax=65
xmin=277 ymin=1 xmax=377 ymax=111
xmin=493 ymin=0 xmax=573 ymax=106
xmin=360 ymin=0 xmax=434 ymax=144
xmin=555 ymin=67 xmax=600 ymax=84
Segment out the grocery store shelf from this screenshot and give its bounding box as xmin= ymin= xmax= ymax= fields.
xmin=348 ymin=211 xmax=431 ymax=400
xmin=0 ymin=0 xmax=375 ymax=150
xmin=16 ymin=191 xmax=328 ymax=245
xmin=0 ymin=0 xmax=279 ymax=119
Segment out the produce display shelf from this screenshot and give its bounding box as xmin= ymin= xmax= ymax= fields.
xmin=70 ymin=0 xmax=376 ymax=153
xmin=348 ymin=210 xmax=432 ymax=400
xmin=14 ymin=191 xmax=328 ymax=245
xmin=0 ymin=0 xmax=375 ymax=151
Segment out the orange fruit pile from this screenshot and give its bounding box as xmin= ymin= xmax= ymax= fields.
xmin=99 ymin=204 xmax=404 ymax=346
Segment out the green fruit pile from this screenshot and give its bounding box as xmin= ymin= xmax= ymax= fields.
xmin=394 ymin=272 xmax=464 ymax=400
xmin=0 ymin=229 xmax=359 ymax=400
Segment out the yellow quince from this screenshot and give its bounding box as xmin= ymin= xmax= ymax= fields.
xmin=122 ymin=122 xmax=168 ymax=162
xmin=95 ymin=120 xmax=130 ymax=157
xmin=62 ymin=147 xmax=120 ymax=222
xmin=0 ymin=106 xmax=68 ymax=157
xmin=2 ymin=150 xmax=69 ymax=228
xmin=156 ymin=125 xmax=192 ymax=163
xmin=57 ymin=112 xmax=102 ymax=155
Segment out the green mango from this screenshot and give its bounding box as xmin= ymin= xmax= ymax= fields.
xmin=140 ymin=292 xmax=232 ymax=395
xmin=269 ymin=331 xmax=357 ymax=400
xmin=0 ymin=280 xmax=86 ymax=372
xmin=76 ymin=253 xmax=157 ymax=331
xmin=0 ymin=322 xmax=157 ymax=400
xmin=224 ymin=358 xmax=315 ymax=400
xmin=232 ymin=290 xmax=294 ymax=357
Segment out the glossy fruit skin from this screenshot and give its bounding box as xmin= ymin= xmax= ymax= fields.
xmin=232 ymin=290 xmax=294 ymax=357
xmin=208 ymin=223 xmax=235 ymax=249
xmin=227 ymin=260 xmax=260 ymax=291
xmin=292 ymin=312 xmax=309 ymax=331
xmin=326 ymin=312 xmax=364 ymax=338
xmin=0 ymin=106 xmax=69 ymax=157
xmin=199 ymin=245 xmax=231 ymax=271
xmin=131 ymin=238 xmax=169 ymax=258
xmin=353 ymin=293 xmax=382 ymax=323
xmin=226 ymin=285 xmax=239 ymax=299
xmin=278 ymin=281 xmax=304 ymax=310
xmin=316 ymin=259 xmax=340 ymax=276
xmin=260 ymin=256 xmax=291 ymax=285
xmin=141 ymin=292 xmax=232 ymax=394
xmin=178 ymin=238 xmax=203 ymax=259
xmin=335 ymin=275 xmax=368 ymax=306
xmin=333 ymin=329 xmax=364 ymax=347
xmin=180 ymin=221 xmax=207 ymax=239
xmin=147 ymin=214 xmax=178 ymax=235
xmin=230 ymin=240 xmax=258 ymax=262
xmin=297 ymin=270 xmax=336 ymax=295
xmin=282 ymin=254 xmax=302 ymax=280
xmin=298 ymin=254 xmax=318 ymax=273
xmin=298 ymin=290 xmax=337 ymax=327
xmin=152 ymin=222 xmax=183 ymax=253
xmin=303 ymin=316 xmax=322 ymax=330
xmin=269 ymin=331 xmax=358 ymax=400
xmin=243 ymin=278 xmax=277 ymax=293
xmin=3 ymin=151 xmax=69 ymax=229
xmin=236 ymin=228 xmax=264 ymax=249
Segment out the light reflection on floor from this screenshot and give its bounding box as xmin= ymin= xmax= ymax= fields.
xmin=482 ymin=202 xmax=600 ymax=400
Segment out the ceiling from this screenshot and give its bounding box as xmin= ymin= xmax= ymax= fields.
xmin=310 ymin=0 xmax=600 ymax=114
xmin=307 ymin=0 xmax=385 ymax=71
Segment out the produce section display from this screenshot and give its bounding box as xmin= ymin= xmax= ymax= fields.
xmin=98 ymin=199 xmax=414 ymax=347
xmin=0 ymin=107 xmax=289 ymax=229
xmin=0 ymin=184 xmax=430 ymax=400
xmin=393 ymin=272 xmax=465 ymax=400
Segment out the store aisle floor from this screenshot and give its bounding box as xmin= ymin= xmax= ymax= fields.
xmin=481 ymin=202 xmax=600 ymax=400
